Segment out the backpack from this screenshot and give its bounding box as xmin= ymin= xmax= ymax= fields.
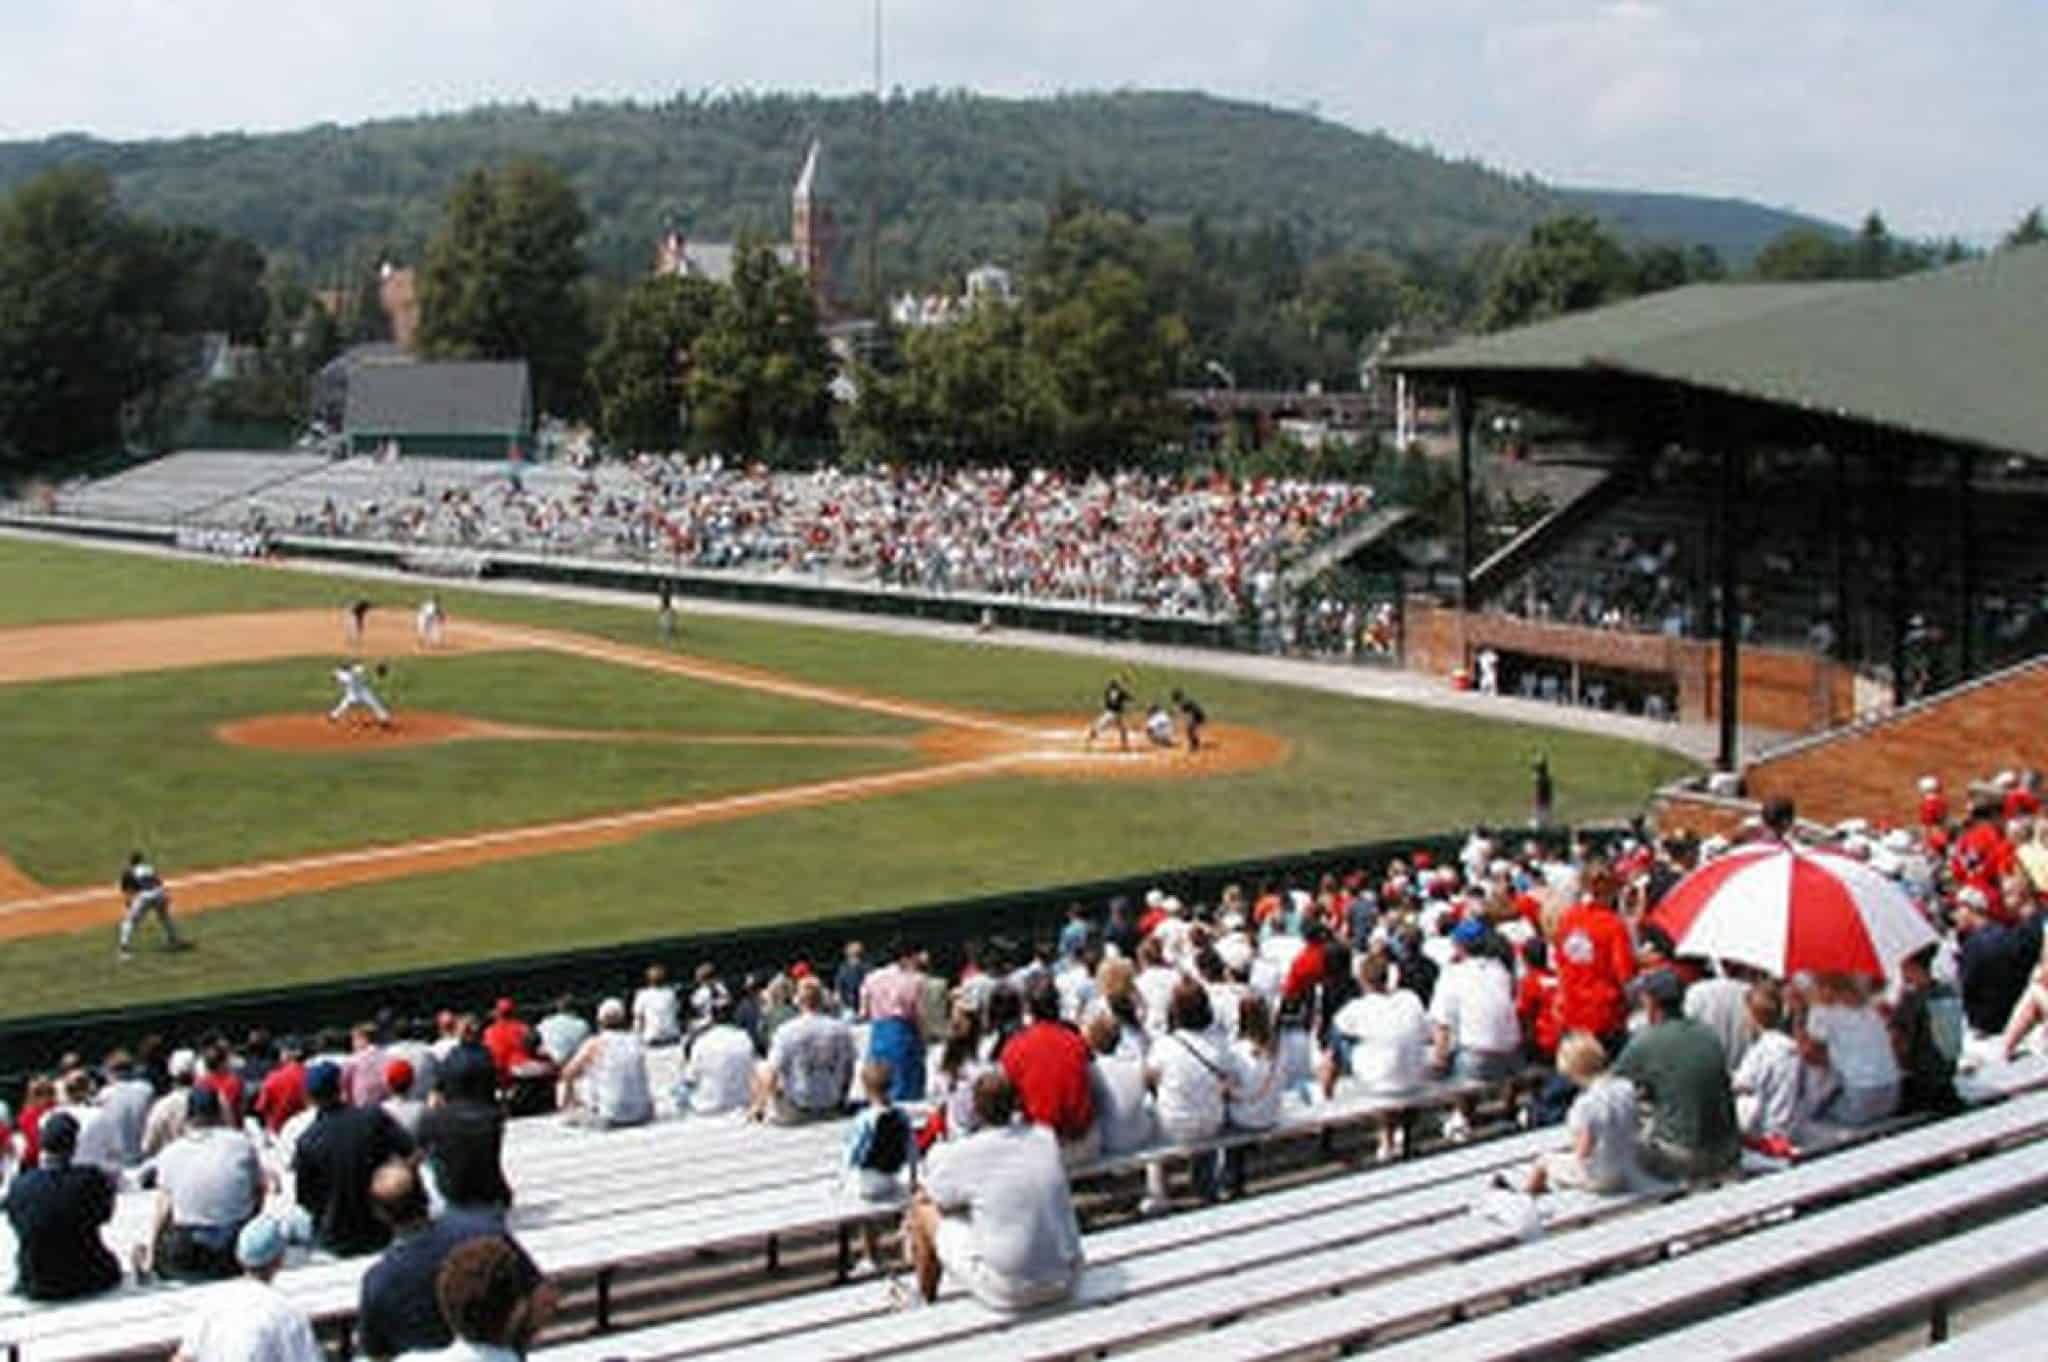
xmin=860 ymin=1107 xmax=912 ymax=1175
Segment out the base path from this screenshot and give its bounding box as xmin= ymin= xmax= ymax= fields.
xmin=0 ymin=612 xmax=1287 ymax=941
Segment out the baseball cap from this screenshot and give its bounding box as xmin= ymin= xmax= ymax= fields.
xmin=493 ymin=997 xmax=516 ymax=1018
xmin=385 ymin=1058 xmax=415 ymax=1092
xmin=1629 ymin=968 xmax=1684 ymax=1009
xmin=167 ymin=1048 xmax=197 ymax=1080
xmin=185 ymin=1085 xmax=221 ymax=1122
xmin=236 ymin=1215 xmax=288 ymax=1270
xmin=1451 ymin=918 xmax=1488 ymax=947
xmin=304 ymin=1061 xmax=341 ymax=1102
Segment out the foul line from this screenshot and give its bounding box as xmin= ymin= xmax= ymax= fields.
xmin=0 ymin=753 xmax=1029 ymax=920
xmin=464 ymin=621 xmax=1045 ymax=738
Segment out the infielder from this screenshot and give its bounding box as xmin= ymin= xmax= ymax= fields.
xmin=1143 ymin=702 xmax=1176 ymax=748
xmin=416 ymin=594 xmax=445 ymax=649
xmin=329 ymin=661 xmax=394 ymax=728
xmin=117 ymin=850 xmax=182 ymax=958
xmin=344 ymin=598 xmax=372 ymax=649
xmin=656 ymin=584 xmax=676 ymax=646
xmin=1085 ymin=676 xmax=1132 ymax=752
xmin=1172 ymin=688 xmax=1207 ymax=753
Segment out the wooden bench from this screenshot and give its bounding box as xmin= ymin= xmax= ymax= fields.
xmin=534 ymin=1125 xmax=1568 ymax=1361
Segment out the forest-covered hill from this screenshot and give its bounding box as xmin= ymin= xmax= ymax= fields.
xmin=0 ymin=90 xmax=1840 ymax=289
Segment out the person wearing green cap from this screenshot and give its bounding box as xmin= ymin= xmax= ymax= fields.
xmin=172 ymin=1215 xmax=322 ymax=1362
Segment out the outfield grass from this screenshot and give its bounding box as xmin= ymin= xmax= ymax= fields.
xmin=0 ymin=533 xmax=1698 ymax=1016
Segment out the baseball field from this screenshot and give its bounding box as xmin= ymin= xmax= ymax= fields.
xmin=0 ymin=532 xmax=1697 ymax=1018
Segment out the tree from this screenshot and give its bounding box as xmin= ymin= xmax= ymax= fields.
xmin=1480 ymin=215 xmax=1633 ymax=330
xmin=685 ymin=241 xmax=835 ymax=457
xmin=1852 ymin=211 xmax=1894 ymax=279
xmin=588 ymin=272 xmax=722 ymax=450
xmin=2003 ymin=207 xmax=2047 ymax=250
xmin=0 ymin=166 xmax=185 ymax=471
xmin=415 ymin=159 xmax=592 ymax=414
xmin=1752 ymin=227 xmax=1852 ymax=280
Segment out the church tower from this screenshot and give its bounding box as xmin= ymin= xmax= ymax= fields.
xmin=792 ymin=139 xmax=837 ymax=313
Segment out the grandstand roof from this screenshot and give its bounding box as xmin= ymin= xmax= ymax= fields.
xmin=342 ymin=360 xmax=532 ymax=437
xmin=1394 ymin=245 xmax=2048 ymax=460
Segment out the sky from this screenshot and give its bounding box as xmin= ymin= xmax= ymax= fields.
xmin=0 ymin=0 xmax=2038 ymax=241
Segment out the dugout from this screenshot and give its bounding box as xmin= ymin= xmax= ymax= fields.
xmin=341 ymin=358 xmax=533 ymax=459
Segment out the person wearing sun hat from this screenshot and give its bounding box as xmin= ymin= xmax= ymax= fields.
xmin=171 ymin=1214 xmax=322 ymax=1362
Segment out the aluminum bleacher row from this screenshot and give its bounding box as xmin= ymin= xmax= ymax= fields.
xmin=0 ymin=1067 xmax=1518 ymax=1362
xmin=8 ymin=1050 xmax=2042 ymax=1362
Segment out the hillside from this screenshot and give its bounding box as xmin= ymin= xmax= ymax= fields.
xmin=0 ymin=91 xmax=1846 ymax=289
xmin=1560 ymin=187 xmax=1848 ymax=263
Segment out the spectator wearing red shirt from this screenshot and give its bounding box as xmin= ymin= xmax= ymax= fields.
xmin=482 ymin=999 xmax=535 ymax=1081
xmin=196 ymin=1041 xmax=243 ymax=1125
xmin=16 ymin=1076 xmax=54 ymax=1169
xmin=1552 ymin=864 xmax=1637 ymax=1050
xmin=1514 ymin=939 xmax=1562 ymax=1060
xmin=1952 ymin=799 xmax=2017 ymax=924
xmin=2003 ymin=771 xmax=2041 ymax=821
xmin=252 ymin=1036 xmax=308 ymax=1134
xmin=1282 ymin=923 xmax=1333 ymax=1003
xmin=999 ymin=977 xmax=1099 ymax=1166
xmin=1918 ymin=775 xmax=1949 ymax=830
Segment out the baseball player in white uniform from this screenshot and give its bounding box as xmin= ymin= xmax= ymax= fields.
xmin=416 ymin=594 xmax=445 ymax=649
xmin=329 ymin=662 xmax=394 ymax=727
xmin=1143 ymin=703 xmax=1176 ymax=748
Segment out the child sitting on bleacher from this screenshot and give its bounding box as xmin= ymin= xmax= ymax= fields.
xmin=1513 ymin=1031 xmax=1641 ymax=1195
xmin=843 ymin=1061 xmax=916 ymax=1277
xmin=1733 ymin=980 xmax=1805 ymax=1152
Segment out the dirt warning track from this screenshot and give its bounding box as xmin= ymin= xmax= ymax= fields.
xmin=0 ymin=610 xmax=1288 ymax=940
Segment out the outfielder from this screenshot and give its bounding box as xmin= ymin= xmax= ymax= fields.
xmin=329 ymin=661 xmax=394 ymax=728
xmin=117 ymin=850 xmax=182 ymax=958
xmin=416 ymin=594 xmax=446 ymax=649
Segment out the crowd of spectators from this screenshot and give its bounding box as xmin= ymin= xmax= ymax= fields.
xmin=7 ymin=767 xmax=2045 ymax=1331
xmin=239 ymin=456 xmax=1376 ymax=622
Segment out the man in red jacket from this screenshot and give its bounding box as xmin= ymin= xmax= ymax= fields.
xmin=1000 ymin=977 xmax=1098 ymax=1166
xmin=1552 ymin=861 xmax=1637 ymax=1052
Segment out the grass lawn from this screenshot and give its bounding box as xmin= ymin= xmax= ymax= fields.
xmin=0 ymin=532 xmax=1698 ymax=1016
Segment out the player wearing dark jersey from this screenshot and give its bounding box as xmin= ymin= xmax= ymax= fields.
xmin=1086 ymin=678 xmax=1132 ymax=752
xmin=117 ymin=850 xmax=183 ymax=959
xmin=1172 ymin=688 xmax=1207 ymax=753
xmin=344 ymin=598 xmax=372 ymax=650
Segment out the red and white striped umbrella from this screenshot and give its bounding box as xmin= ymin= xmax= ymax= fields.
xmin=1650 ymin=841 xmax=1936 ymax=979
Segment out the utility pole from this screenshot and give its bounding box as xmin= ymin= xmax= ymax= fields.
xmin=867 ymin=0 xmax=883 ymax=318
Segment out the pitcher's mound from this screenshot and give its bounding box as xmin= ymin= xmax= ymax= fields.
xmin=218 ymin=712 xmax=513 ymax=753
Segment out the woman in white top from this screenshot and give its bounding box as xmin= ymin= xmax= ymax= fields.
xmin=1323 ymin=952 xmax=1430 ymax=1162
xmin=1799 ymin=973 xmax=1901 ymax=1127
xmin=1518 ymin=1032 xmax=1641 ymax=1194
xmin=1084 ymin=1012 xmax=1156 ymax=1155
xmin=1145 ymin=979 xmax=1237 ymax=1206
xmin=926 ymin=1007 xmax=986 ymax=1142
xmin=631 ymin=964 xmax=682 ymax=1047
xmin=1220 ymin=995 xmax=1285 ymax=1198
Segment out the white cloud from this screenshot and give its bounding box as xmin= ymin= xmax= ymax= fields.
xmin=0 ymin=0 xmax=2039 ymax=239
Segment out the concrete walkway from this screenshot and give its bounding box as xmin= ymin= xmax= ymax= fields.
xmin=4 ymin=524 xmax=1725 ymax=762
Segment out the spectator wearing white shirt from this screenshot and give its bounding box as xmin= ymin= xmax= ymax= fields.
xmin=1429 ymin=918 xmax=1522 ymax=1143
xmin=1516 ymin=1033 xmax=1642 ymax=1195
xmin=1220 ymin=996 xmax=1284 ymax=1197
xmin=1799 ymin=974 xmax=1902 ymax=1127
xmin=170 ymin=1216 xmax=321 ymax=1362
xmin=680 ymin=999 xmax=759 ymax=1116
xmin=1083 ymin=1012 xmax=1155 ymax=1156
xmin=1145 ymin=979 xmax=1236 ymax=1207
xmin=632 ymin=965 xmax=682 ymax=1048
xmin=904 ymin=1071 xmax=1084 ymax=1311
xmin=1323 ymin=952 xmax=1431 ymax=1162
xmin=1733 ymin=980 xmax=1805 ymax=1144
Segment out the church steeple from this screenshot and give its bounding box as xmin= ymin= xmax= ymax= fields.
xmin=792 ymin=139 xmax=837 ymax=312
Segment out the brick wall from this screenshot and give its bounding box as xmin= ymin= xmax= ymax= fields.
xmin=1405 ymin=599 xmax=1855 ymax=733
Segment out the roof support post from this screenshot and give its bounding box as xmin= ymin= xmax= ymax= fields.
xmin=1830 ymin=443 xmax=1849 ymax=660
xmin=1955 ymin=448 xmax=1976 ymax=679
xmin=1888 ymin=444 xmax=1910 ymax=708
xmin=1452 ymin=385 xmax=1477 ymax=614
xmin=1704 ymin=415 xmax=1744 ymax=774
